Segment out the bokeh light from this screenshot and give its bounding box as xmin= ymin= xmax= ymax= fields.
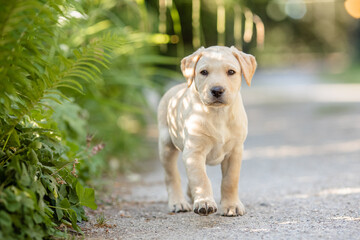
xmin=344 ymin=0 xmax=360 ymax=18
xmin=285 ymin=0 xmax=307 ymax=20
xmin=267 ymin=0 xmax=287 ymax=21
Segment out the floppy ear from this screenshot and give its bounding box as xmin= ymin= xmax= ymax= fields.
xmin=230 ymin=46 xmax=257 ymax=86
xmin=181 ymin=47 xmax=205 ymax=87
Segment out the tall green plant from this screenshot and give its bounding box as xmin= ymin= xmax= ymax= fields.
xmin=57 ymin=0 xmax=182 ymax=172
xmin=0 ymin=0 xmax=124 ymax=238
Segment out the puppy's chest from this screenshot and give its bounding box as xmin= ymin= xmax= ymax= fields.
xmin=206 ymin=139 xmax=235 ymax=166
xmin=205 ymin=124 xmax=236 ymax=166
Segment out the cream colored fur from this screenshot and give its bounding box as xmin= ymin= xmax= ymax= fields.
xmin=157 ymin=46 xmax=257 ymax=216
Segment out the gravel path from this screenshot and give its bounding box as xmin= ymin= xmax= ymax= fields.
xmin=82 ymin=68 xmax=360 ymax=240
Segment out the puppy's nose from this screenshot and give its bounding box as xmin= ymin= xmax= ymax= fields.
xmin=210 ymin=86 xmax=225 ymax=98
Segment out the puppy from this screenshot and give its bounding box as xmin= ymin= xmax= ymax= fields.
xmin=157 ymin=46 xmax=256 ymax=216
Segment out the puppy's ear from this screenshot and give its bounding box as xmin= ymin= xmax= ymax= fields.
xmin=181 ymin=47 xmax=205 ymax=87
xmin=231 ymin=46 xmax=257 ymax=86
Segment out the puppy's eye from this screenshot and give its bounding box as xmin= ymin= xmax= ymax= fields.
xmin=227 ymin=69 xmax=236 ymax=76
xmin=200 ymin=70 xmax=208 ymax=76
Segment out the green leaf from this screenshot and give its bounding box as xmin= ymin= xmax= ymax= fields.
xmin=19 ymin=163 xmax=31 ymax=186
xmin=56 ymin=198 xmax=72 ymax=221
xmin=71 ymin=205 xmax=86 ymax=222
xmin=55 ymin=206 xmax=63 ymax=221
xmin=0 ymin=211 xmax=12 ymax=228
xmin=60 ymin=198 xmax=71 ymax=208
xmin=34 ymin=181 xmax=46 ymax=200
xmin=8 ymin=130 xmax=21 ymax=147
xmin=68 ymin=189 xmax=78 ymax=204
xmin=41 ymin=96 xmax=63 ymax=105
xmin=44 ymin=89 xmax=71 ymax=102
xmin=28 ymin=149 xmax=39 ymax=165
xmin=55 ymin=84 xmax=84 ymax=94
xmin=41 ymin=175 xmax=58 ymax=199
xmin=68 ymin=208 xmax=82 ymax=233
xmin=58 ymin=79 xmax=84 ymax=90
xmin=75 ymin=181 xmax=97 ymax=210
xmin=80 ymin=57 xmax=109 ymax=69
xmin=74 ymin=61 xmax=101 ymax=73
xmin=33 ymin=212 xmax=42 ymax=224
xmin=4 ymin=189 xmax=21 ymax=212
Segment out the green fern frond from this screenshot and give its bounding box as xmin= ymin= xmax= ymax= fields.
xmin=0 ymin=1 xmax=132 ymax=139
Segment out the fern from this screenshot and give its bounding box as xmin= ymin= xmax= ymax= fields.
xmin=0 ymin=0 xmax=124 ymax=238
xmin=0 ymin=0 xmax=129 ymax=139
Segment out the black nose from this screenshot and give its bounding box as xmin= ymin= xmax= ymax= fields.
xmin=210 ymin=86 xmax=225 ymax=98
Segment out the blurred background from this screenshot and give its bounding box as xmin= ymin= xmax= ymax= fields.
xmin=40 ymin=0 xmax=360 ymax=176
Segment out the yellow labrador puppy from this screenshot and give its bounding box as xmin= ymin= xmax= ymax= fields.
xmin=158 ymin=46 xmax=256 ymax=216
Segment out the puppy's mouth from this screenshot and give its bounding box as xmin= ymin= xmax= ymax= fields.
xmin=207 ymin=99 xmax=227 ymax=107
xmin=200 ymin=92 xmax=228 ymax=107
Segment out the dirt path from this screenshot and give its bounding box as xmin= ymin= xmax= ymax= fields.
xmin=81 ymin=68 xmax=360 ymax=239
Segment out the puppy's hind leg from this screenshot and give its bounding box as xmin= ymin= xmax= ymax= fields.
xmin=159 ymin=131 xmax=191 ymax=213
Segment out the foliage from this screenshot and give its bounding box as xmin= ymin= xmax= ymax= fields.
xmin=57 ymin=0 xmax=181 ymax=172
xmin=0 ymin=0 xmax=128 ymax=238
xmin=0 ymin=122 xmax=96 ymax=239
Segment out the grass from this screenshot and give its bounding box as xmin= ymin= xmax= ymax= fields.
xmin=95 ymin=213 xmax=108 ymax=227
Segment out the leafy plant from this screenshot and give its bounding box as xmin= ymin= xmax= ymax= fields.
xmin=58 ymin=0 xmax=182 ymax=171
xmin=0 ymin=0 xmax=123 ymax=238
xmin=0 ymin=122 xmax=97 ymax=238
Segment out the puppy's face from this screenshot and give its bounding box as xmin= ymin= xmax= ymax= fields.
xmin=181 ymin=46 xmax=257 ymax=107
xmin=195 ymin=49 xmax=241 ymax=106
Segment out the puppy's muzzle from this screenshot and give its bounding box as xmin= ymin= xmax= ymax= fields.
xmin=210 ymin=86 xmax=225 ymax=98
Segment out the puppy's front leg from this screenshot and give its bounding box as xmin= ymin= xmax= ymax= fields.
xmin=183 ymin=147 xmax=217 ymax=216
xmin=220 ymin=145 xmax=245 ymax=217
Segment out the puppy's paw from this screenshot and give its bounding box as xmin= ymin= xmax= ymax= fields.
xmin=221 ymin=200 xmax=245 ymax=217
xmin=168 ymin=199 xmax=192 ymax=213
xmin=193 ymin=198 xmax=217 ymax=216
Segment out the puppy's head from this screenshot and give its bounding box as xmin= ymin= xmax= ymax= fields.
xmin=181 ymin=46 xmax=257 ymax=107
